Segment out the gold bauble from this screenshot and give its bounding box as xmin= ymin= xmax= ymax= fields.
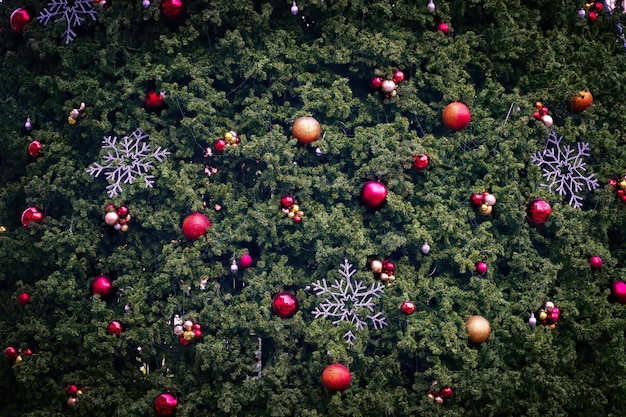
xmin=466 ymin=315 xmax=491 ymax=344
xmin=478 ymin=203 xmax=493 ymax=216
xmin=292 ymin=116 xmax=321 ymax=144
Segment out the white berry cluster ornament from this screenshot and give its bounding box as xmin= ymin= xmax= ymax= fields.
xmin=280 ymin=195 xmax=304 ymax=223
xmin=104 ymin=204 xmax=131 ymax=232
xmin=530 ymin=301 xmax=560 ymax=329
xmin=609 ymin=176 xmax=626 ymax=203
xmin=68 ymin=102 xmax=85 ymax=125
xmin=370 ymin=259 xmax=396 ymax=287
xmin=173 ymin=319 xmax=203 ymax=346
xmin=470 ymin=191 xmax=496 ymax=216
xmin=426 ymin=381 xmax=454 ymax=404
xmin=215 ymin=130 xmax=241 ymax=152
xmin=532 ymin=101 xmax=553 ymax=127
xmin=370 ymin=70 xmax=405 ymax=99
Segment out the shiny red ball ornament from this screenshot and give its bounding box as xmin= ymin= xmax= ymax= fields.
xmin=360 ymin=181 xmax=388 ymax=210
xmin=90 ymin=275 xmax=115 ymax=299
xmin=281 ymin=195 xmax=295 ymax=208
xmin=589 ymin=256 xmax=603 ymax=270
xmin=160 ymin=0 xmax=184 ymax=19
xmin=321 ymin=363 xmax=351 ymax=392
xmin=66 ymin=385 xmax=79 ymax=396
xmin=154 ymin=393 xmax=178 ymax=417
xmin=400 ymin=301 xmax=416 ymax=315
xmin=371 ymin=77 xmax=383 ymax=89
xmin=117 ymin=206 xmax=129 ymax=217
xmin=393 ymin=70 xmax=405 ymax=84
xmin=10 ymin=8 xmax=31 ymax=33
xmin=17 ymin=292 xmax=30 ymax=306
xmin=107 ymin=321 xmax=123 ymax=335
xmin=437 ymin=22 xmax=449 ymax=34
xmin=475 ymin=261 xmax=488 ymax=275
xmin=4 ymin=346 xmax=17 ymax=360
xmin=181 ymin=212 xmax=212 ymax=241
xmin=21 ymin=207 xmax=43 ymax=228
xmin=239 ymin=254 xmax=253 ymax=268
xmin=272 ymin=292 xmax=299 ymax=319
xmin=440 ymin=386 xmax=454 ymax=399
xmin=214 ymin=139 xmax=226 ymax=152
xmin=610 ymin=281 xmax=626 ymax=304
xmin=412 ymin=154 xmax=429 ymax=171
xmin=144 ymin=91 xmax=166 ymax=112
xmin=382 ymin=259 xmax=395 ymax=273
xmin=470 ymin=193 xmax=484 ymax=206
xmin=28 ymin=141 xmax=42 ymax=158
xmin=526 ymin=199 xmax=552 ymax=226
xmin=442 ymin=102 xmax=471 ymax=131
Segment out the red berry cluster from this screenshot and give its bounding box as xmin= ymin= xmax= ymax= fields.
xmin=174 ymin=319 xmax=203 ymax=346
xmin=532 ymin=101 xmax=553 ymax=128
xmin=66 ymin=384 xmax=85 ymax=407
xmin=370 ymin=259 xmax=396 ymax=287
xmin=370 ymin=70 xmax=405 ymax=99
xmin=532 ymin=301 xmax=560 ymax=329
xmin=4 ymin=346 xmax=32 ymax=365
xmin=215 ymin=130 xmax=241 ymax=152
xmin=585 ymin=2 xmax=603 ymax=24
xmin=470 ymin=191 xmax=496 ymax=216
xmin=426 ymin=381 xmax=454 ymax=404
xmin=105 ymin=204 xmax=131 ymax=232
xmin=412 ymin=153 xmax=429 ymax=171
xmin=608 ymin=177 xmax=626 ymax=202
xmin=280 ymin=195 xmax=304 ymax=223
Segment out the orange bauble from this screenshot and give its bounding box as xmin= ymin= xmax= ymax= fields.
xmin=466 ymin=315 xmax=491 ymax=344
xmin=292 ymin=116 xmax=321 ymax=144
xmin=442 ymin=102 xmax=471 ymax=131
xmin=568 ymin=90 xmax=593 ymax=114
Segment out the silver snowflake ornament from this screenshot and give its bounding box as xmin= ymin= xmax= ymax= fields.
xmin=87 ymin=129 xmax=170 ymax=198
xmin=311 ymin=259 xmax=387 ymax=345
xmin=531 ymin=130 xmax=599 ymax=209
xmin=37 ymin=0 xmax=98 ymax=44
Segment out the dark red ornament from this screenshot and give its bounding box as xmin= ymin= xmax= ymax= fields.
xmin=214 ymin=139 xmax=226 ymax=152
xmin=181 ymin=212 xmax=212 ymax=241
xmin=392 ymin=70 xmax=405 ymax=84
xmin=360 ymin=181 xmax=388 ymax=210
xmin=470 ymin=193 xmax=484 ymax=206
xmin=160 ymin=0 xmax=184 ymax=19
xmin=400 ymin=301 xmax=415 ymax=315
xmin=382 ymin=259 xmax=395 ymax=274
xmin=117 ymin=206 xmax=129 ymax=217
xmin=107 ymin=321 xmax=123 ymax=335
xmin=272 ymin=292 xmax=299 ymax=319
xmin=154 ymin=393 xmax=178 ymax=416
xmin=589 ymin=256 xmax=603 ymax=270
xmin=526 ymin=199 xmax=551 ymax=226
xmin=440 ymin=386 xmax=454 ymax=399
xmin=90 ymin=275 xmax=115 ymax=299
xmin=370 ymin=77 xmax=383 ymax=90
xmin=412 ymin=154 xmax=429 ymax=171
xmin=144 ymin=91 xmax=166 ymax=112
xmin=10 ymin=8 xmax=31 ymax=33
xmin=281 ymin=195 xmax=295 ymax=208
xmin=21 ymin=207 xmax=43 ymax=228
xmin=4 ymin=346 xmax=17 ymax=360
xmin=17 ymin=292 xmax=30 ymax=306
xmin=66 ymin=385 xmax=79 ymax=397
xmin=28 ymin=141 xmax=42 ymax=158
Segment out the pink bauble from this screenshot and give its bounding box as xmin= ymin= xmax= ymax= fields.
xmin=610 ymin=281 xmax=626 ymax=304
xmin=437 ymin=22 xmax=449 ymax=34
xmin=239 ymin=254 xmax=253 ymax=268
xmin=21 ymin=207 xmax=43 ymax=228
xmin=272 ymin=292 xmax=299 ymax=318
xmin=526 ymin=199 xmax=552 ymax=226
xmin=360 ymin=181 xmax=388 ymax=210
xmin=400 ymin=301 xmax=415 ymax=315
xmin=154 ymin=393 xmax=178 ymax=417
xmin=17 ymin=292 xmax=30 ymax=306
xmin=105 ymin=211 xmax=119 ymax=226
xmin=10 ymin=8 xmax=31 ymax=33
xmin=589 ymin=256 xmax=603 ymax=270
xmin=380 ymin=79 xmax=397 ymax=93
xmin=475 ymin=261 xmax=488 ymax=275
xmin=90 ymin=275 xmax=115 ymax=299
xmin=181 ymin=213 xmax=212 ymax=241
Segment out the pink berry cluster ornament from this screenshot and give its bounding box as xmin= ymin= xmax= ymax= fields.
xmin=426 ymin=381 xmax=454 ymax=404
xmin=104 ymin=204 xmax=131 ymax=232
xmin=370 ymin=259 xmax=396 ymax=287
xmin=173 ymin=319 xmax=202 ymax=346
xmin=370 ymin=70 xmax=405 ymax=99
xmin=532 ymin=101 xmax=553 ymax=128
xmin=4 ymin=346 xmax=32 ymax=366
xmin=68 ymin=102 xmax=86 ymax=125
xmin=582 ymin=2 xmax=603 ymax=23
xmin=412 ymin=153 xmax=429 ymax=171
xmin=21 ymin=206 xmax=43 ymax=228
xmin=608 ymin=176 xmax=626 ymax=202
xmin=28 ymin=141 xmax=43 ymax=158
xmin=280 ymin=195 xmax=304 ymax=223
xmin=470 ymin=191 xmax=496 ymax=216
xmin=65 ymin=384 xmax=85 ymax=407
xmin=534 ymin=301 xmax=560 ymax=329
xmin=215 ymin=130 xmax=241 ymax=152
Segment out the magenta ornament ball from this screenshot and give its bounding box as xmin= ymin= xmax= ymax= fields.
xmin=154 ymin=393 xmax=178 ymax=416
xmin=610 ymin=281 xmax=626 ymax=304
xmin=272 ymin=292 xmax=299 ymax=318
xmin=360 ymin=181 xmax=388 ymax=210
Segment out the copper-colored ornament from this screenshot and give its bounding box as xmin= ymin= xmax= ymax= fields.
xmin=292 ymin=116 xmax=321 ymax=144
xmin=466 ymin=315 xmax=491 ymax=344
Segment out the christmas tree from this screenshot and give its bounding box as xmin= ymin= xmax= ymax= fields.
xmin=2 ymin=0 xmax=626 ymax=415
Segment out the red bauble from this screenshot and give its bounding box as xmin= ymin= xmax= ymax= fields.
xmin=440 ymin=386 xmax=454 ymax=399
xmin=154 ymin=393 xmax=178 ymax=417
xmin=239 ymin=254 xmax=253 ymax=268
xmin=610 ymin=281 xmax=626 ymax=304
xmin=526 ymin=199 xmax=552 ymax=226
xmin=321 ymin=363 xmax=351 ymax=392
xmin=21 ymin=207 xmax=43 ymax=228
xmin=17 ymin=292 xmax=30 ymax=306
xmin=117 ymin=206 xmax=129 ymax=217
xmin=393 ymin=70 xmax=405 ymax=84
xmin=272 ymin=292 xmax=299 ymax=319
xmin=66 ymin=385 xmax=79 ymax=396
xmin=589 ymin=256 xmax=603 ymax=270
xmin=412 ymin=154 xmax=429 ymax=171
xmin=10 ymin=8 xmax=31 ymax=33
xmin=470 ymin=193 xmax=484 ymax=206
xmin=214 ymin=139 xmax=227 ymax=152
xmin=400 ymin=301 xmax=416 ymax=315
xmin=442 ymin=102 xmax=471 ymax=131
xmin=28 ymin=141 xmax=42 ymax=158
xmin=4 ymin=346 xmax=17 ymax=360
xmin=160 ymin=0 xmax=185 ymax=19
xmin=181 ymin=212 xmax=212 ymax=241
xmin=107 ymin=321 xmax=123 ymax=335
xmin=144 ymin=91 xmax=166 ymax=112
xmin=475 ymin=261 xmax=488 ymax=275
xmin=437 ymin=22 xmax=449 ymax=34
xmin=360 ymin=181 xmax=388 ymax=210
xmin=90 ymin=275 xmax=115 ymax=299
xmin=382 ymin=259 xmax=395 ymax=273
xmin=281 ymin=195 xmax=295 ymax=208
xmin=370 ymin=77 xmax=384 ymax=90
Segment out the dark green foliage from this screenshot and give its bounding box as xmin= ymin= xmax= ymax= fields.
xmin=2 ymin=0 xmax=626 ymax=416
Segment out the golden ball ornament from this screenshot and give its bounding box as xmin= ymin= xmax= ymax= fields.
xmin=292 ymin=116 xmax=321 ymax=144
xmin=465 ymin=315 xmax=491 ymax=344
xmin=478 ymin=203 xmax=493 ymax=216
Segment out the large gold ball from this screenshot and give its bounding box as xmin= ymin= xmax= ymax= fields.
xmin=292 ymin=116 xmax=321 ymax=144
xmin=466 ymin=315 xmax=491 ymax=344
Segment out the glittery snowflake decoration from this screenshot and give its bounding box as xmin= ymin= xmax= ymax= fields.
xmin=311 ymin=259 xmax=387 ymax=345
xmin=531 ymin=130 xmax=599 ymax=208
xmin=37 ymin=0 xmax=98 ymax=45
xmin=87 ymin=129 xmax=170 ymax=198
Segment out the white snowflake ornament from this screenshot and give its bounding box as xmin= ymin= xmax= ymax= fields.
xmin=531 ymin=130 xmax=599 ymax=209
xmin=87 ymin=129 xmax=170 ymax=197
xmin=37 ymin=0 xmax=98 ymax=44
xmin=311 ymin=259 xmax=387 ymax=345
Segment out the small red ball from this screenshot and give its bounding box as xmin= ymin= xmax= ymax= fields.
xmin=470 ymin=193 xmax=485 ymax=206
xmin=108 ymin=321 xmax=123 ymax=335
xmin=526 ymin=199 xmax=552 ymax=226
xmin=400 ymin=301 xmax=415 ymax=315
xmin=412 ymin=154 xmax=429 ymax=171
xmin=370 ymin=77 xmax=384 ymax=89
xmin=90 ymin=275 xmax=115 ymax=299
xmin=475 ymin=261 xmax=488 ymax=275
xmin=382 ymin=259 xmax=395 ymax=273
xmin=22 ymin=348 xmax=32 ymax=356
xmin=4 ymin=346 xmax=17 ymax=360
xmin=117 ymin=206 xmax=129 ymax=217
xmin=28 ymin=141 xmax=42 ymax=158
xmin=193 ymin=329 xmax=202 ymax=338
xmin=154 ymin=393 xmax=178 ymax=417
xmin=437 ymin=22 xmax=449 ymax=34
xmin=440 ymin=386 xmax=454 ymax=399
xmin=66 ymin=385 xmax=79 ymax=396
xmin=17 ymin=292 xmax=30 ymax=306
xmin=281 ymin=195 xmax=295 ymax=208
xmin=239 ymin=254 xmax=253 ymax=268
xmin=272 ymin=292 xmax=299 ymax=319
xmin=181 ymin=212 xmax=212 ymax=241
xmin=214 ymin=139 xmax=226 ymax=152
xmin=321 ymin=363 xmax=351 ymax=392
xmin=392 ymin=70 xmax=405 ymax=84
xmin=589 ymin=256 xmax=603 ymax=270
xmin=10 ymin=8 xmax=31 ymax=33
xmin=610 ymin=281 xmax=626 ymax=304
xmin=144 ymin=91 xmax=166 ymax=112
xmin=21 ymin=207 xmax=43 ymax=228
xmin=160 ymin=0 xmax=185 ymax=19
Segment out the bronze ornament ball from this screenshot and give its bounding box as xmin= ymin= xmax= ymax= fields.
xmin=466 ymin=315 xmax=491 ymax=344
xmin=292 ymin=116 xmax=321 ymax=144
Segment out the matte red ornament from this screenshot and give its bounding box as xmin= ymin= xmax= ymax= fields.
xmin=108 ymin=321 xmax=123 ymax=335
xmin=154 ymin=393 xmax=178 ymax=417
xmin=475 ymin=261 xmax=488 ymax=275
xmin=370 ymin=77 xmax=383 ymax=89
xmin=239 ymin=254 xmax=253 ymax=268
xmin=21 ymin=207 xmax=43 ymax=228
xmin=400 ymin=301 xmax=416 ymax=315
xmin=272 ymin=292 xmax=299 ymax=318
xmin=90 ymin=275 xmax=115 ymax=299
xmin=17 ymin=292 xmax=30 ymax=306
xmin=4 ymin=346 xmax=17 ymax=360
xmin=610 ymin=281 xmax=626 ymax=304
xmin=321 ymin=363 xmax=351 ymax=392
xmin=360 ymin=181 xmax=388 ymax=210
xmin=160 ymin=0 xmax=185 ymax=19
xmin=10 ymin=8 xmax=31 ymax=33
xmin=413 ymin=154 xmax=429 ymax=171
xmin=442 ymin=102 xmax=471 ymax=131
xmin=526 ymin=199 xmax=552 ymax=226
xmin=28 ymin=141 xmax=42 ymax=158
xmin=392 ymin=70 xmax=405 ymax=84
xmin=589 ymin=256 xmax=603 ymax=270
xmin=144 ymin=91 xmax=166 ymax=112
xmin=181 ymin=212 xmax=212 ymax=241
